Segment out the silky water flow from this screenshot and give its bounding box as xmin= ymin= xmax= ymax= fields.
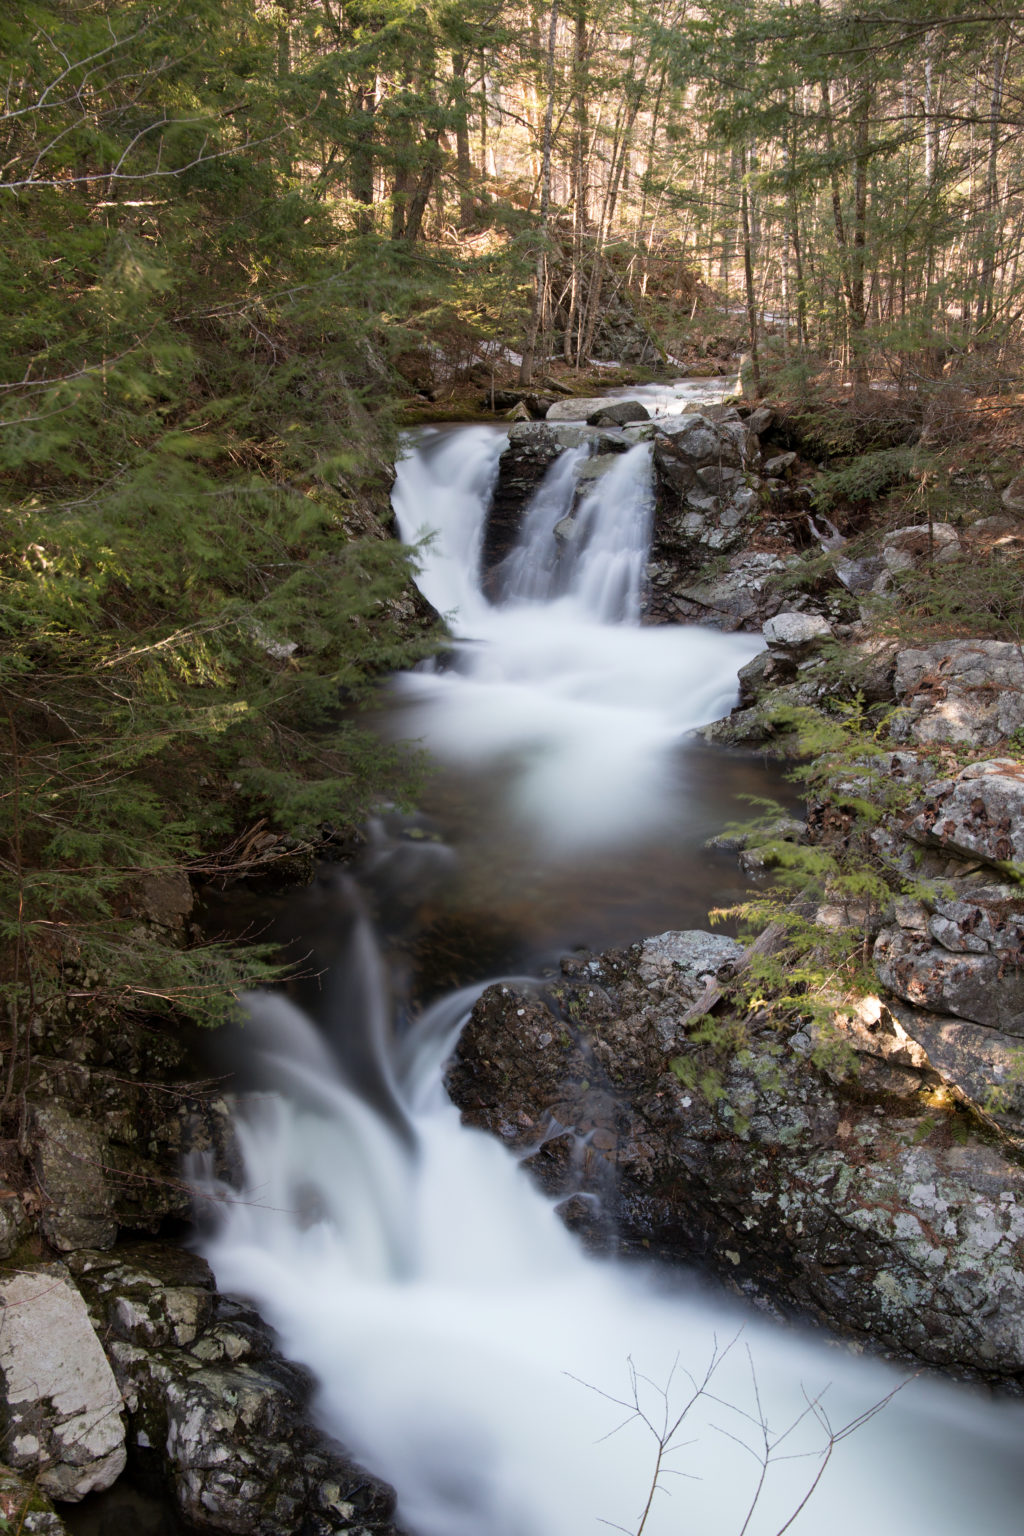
xmin=200 ymin=415 xmax=1024 ymax=1536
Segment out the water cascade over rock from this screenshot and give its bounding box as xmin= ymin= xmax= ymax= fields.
xmin=199 ymin=412 xmax=1024 ymax=1536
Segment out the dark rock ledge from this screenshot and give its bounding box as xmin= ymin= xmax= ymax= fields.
xmin=445 ymin=931 xmax=1024 ymax=1386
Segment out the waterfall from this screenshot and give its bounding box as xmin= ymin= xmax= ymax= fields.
xmin=388 ymin=426 xmax=760 ymax=852
xmin=200 ymin=415 xmax=1024 ymax=1536
xmin=200 ymin=915 xmax=1024 ymax=1536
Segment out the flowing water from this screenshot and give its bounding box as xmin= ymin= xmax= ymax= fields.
xmin=200 ymin=400 xmax=1024 ymax=1536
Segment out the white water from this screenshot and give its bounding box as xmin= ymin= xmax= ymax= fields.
xmin=387 ymin=425 xmax=759 ymax=851
xmin=202 ymin=413 xmax=1024 ymax=1536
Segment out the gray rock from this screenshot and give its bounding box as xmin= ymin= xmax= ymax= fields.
xmin=585 ymin=400 xmax=650 ymax=427
xmin=448 ymin=935 xmax=1024 ymax=1381
xmin=72 ymin=1246 xmax=399 ymax=1536
xmin=1000 ymin=473 xmax=1024 ymax=513
xmin=575 ymin=452 xmax=620 ymax=483
xmin=908 ymin=760 xmax=1024 ymax=866
xmin=637 ymin=930 xmax=744 ymax=993
xmin=892 ymin=640 xmax=1024 ymax=746
xmin=32 ymin=1104 xmax=117 ymax=1252
xmin=668 ymin=552 xmax=789 ymax=629
xmin=545 ymin=397 xmax=616 ymax=422
xmin=744 ymin=406 xmax=775 ymax=436
xmin=874 ymin=925 xmax=1024 ymax=1035
xmin=762 ymin=451 xmax=797 ymax=476
xmin=888 ymin=1003 xmax=1024 ymax=1126
xmin=882 ymin=523 xmax=960 ymax=575
xmin=0 ymin=1264 xmax=126 ymax=1500
xmin=124 ymin=871 xmax=193 ymax=934
xmin=762 ymin=611 xmax=832 ymax=653
xmin=657 ymin=413 xmax=742 ymax=468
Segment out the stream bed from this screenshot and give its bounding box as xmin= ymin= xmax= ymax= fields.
xmin=198 ymin=395 xmax=1024 ymax=1535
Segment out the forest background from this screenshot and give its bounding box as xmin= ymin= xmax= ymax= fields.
xmin=3 ymin=0 xmax=1024 ymax=1060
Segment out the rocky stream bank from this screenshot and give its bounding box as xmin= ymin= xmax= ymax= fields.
xmin=446 ymin=388 xmax=1024 ymax=1387
xmin=3 ymin=381 xmax=1024 ymax=1530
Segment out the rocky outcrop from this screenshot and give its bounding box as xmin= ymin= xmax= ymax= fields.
xmin=445 ymin=932 xmax=1024 ymax=1383
xmin=892 ymin=639 xmax=1024 ymax=746
xmin=70 ymin=1243 xmax=399 ymax=1536
xmin=0 ymin=1263 xmax=126 ymax=1500
xmin=644 ymin=409 xmax=827 ymax=627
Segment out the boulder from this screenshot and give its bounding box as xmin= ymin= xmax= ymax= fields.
xmin=32 ymin=1104 xmax=118 ymax=1252
xmin=1000 ymin=474 xmax=1024 ymax=514
xmin=0 ymin=1264 xmax=126 ymax=1500
xmin=585 ymin=400 xmax=650 ymax=427
xmin=481 ymin=424 xmax=565 ymax=576
xmin=652 ymin=552 xmax=788 ymax=629
xmin=744 ymin=406 xmax=775 ymax=437
xmin=882 ymin=524 xmax=960 ymax=574
xmin=892 ymin=640 xmax=1024 ymax=746
xmin=888 ymin=1002 xmax=1024 ymax=1127
xmin=874 ymin=925 xmax=1024 ymax=1035
xmin=71 ymin=1245 xmax=399 ymax=1536
xmin=907 ymin=759 xmax=1024 ymax=866
xmin=545 ymin=397 xmax=617 ymax=423
xmin=762 ymin=611 xmax=832 ymax=655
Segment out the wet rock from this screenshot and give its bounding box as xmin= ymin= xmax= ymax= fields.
xmin=0 ymin=1263 xmax=126 ymax=1500
xmin=446 ymin=935 xmax=1024 ymax=1382
xmin=71 ymin=1246 xmax=399 ymax=1536
xmin=482 ymin=424 xmax=564 ymax=576
xmin=0 ymin=1467 xmax=70 ymax=1534
xmin=892 ymin=640 xmax=1024 ymax=746
xmin=585 ymin=400 xmax=650 ymax=427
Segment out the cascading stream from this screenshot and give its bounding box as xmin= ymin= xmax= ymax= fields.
xmin=201 ymin=407 xmax=1024 ymax=1536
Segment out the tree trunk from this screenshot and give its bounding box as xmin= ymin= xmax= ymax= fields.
xmin=740 ymin=144 xmax=761 ymax=398
xmin=520 ymin=2 xmax=559 ymax=387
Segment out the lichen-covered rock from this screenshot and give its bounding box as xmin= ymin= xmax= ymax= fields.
xmin=32 ymin=1104 xmax=118 ymax=1251
xmin=655 ymin=551 xmax=789 ymax=629
xmin=873 ymin=874 xmax=1024 ymax=1037
xmin=29 ymin=1056 xmax=235 ymax=1246
xmin=71 ymin=1245 xmax=399 ymax=1536
xmin=762 ymin=610 xmax=832 ymax=653
xmin=0 ymin=1264 xmax=126 ymax=1500
xmin=874 ymin=925 xmax=1024 ymax=1035
xmin=907 ymin=758 xmax=1024 ymax=867
xmin=882 ymin=523 xmax=960 ymax=573
xmin=888 ymin=1003 xmax=1024 ymax=1127
xmin=585 ymin=400 xmax=649 ymax=427
xmin=446 ymin=935 xmax=1024 ymax=1383
xmin=892 ymin=641 xmax=1024 ymax=746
